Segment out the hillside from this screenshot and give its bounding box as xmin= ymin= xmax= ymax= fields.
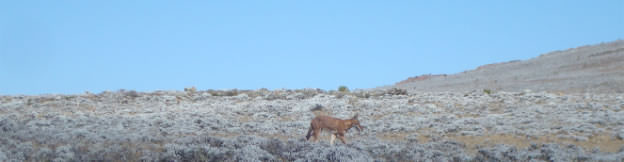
xmin=392 ymin=40 xmax=624 ymax=93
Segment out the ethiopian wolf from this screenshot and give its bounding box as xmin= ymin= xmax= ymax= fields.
xmin=305 ymin=114 xmax=363 ymax=145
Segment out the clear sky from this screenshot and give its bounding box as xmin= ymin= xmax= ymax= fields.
xmin=1 ymin=1 xmax=623 ymax=95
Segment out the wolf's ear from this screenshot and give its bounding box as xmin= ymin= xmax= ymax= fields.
xmin=352 ymin=113 xmax=359 ymax=119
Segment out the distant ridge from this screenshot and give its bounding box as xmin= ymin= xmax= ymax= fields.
xmin=389 ymin=40 xmax=624 ymax=93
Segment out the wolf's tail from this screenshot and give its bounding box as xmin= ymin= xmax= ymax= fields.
xmin=305 ymin=126 xmax=313 ymax=140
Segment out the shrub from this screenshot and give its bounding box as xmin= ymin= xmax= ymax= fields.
xmin=206 ymin=89 xmax=219 ymax=96
xmin=352 ymin=91 xmax=371 ymax=98
xmin=483 ymin=89 xmax=492 ymax=95
xmin=387 ymin=88 xmax=408 ymax=95
xmin=310 ymin=104 xmax=324 ymax=111
xmin=125 ymin=90 xmax=140 ymax=98
xmin=338 ymin=86 xmax=349 ymax=93
xmin=300 ymin=88 xmax=322 ymax=98
xmin=184 ymin=86 xmax=197 ymax=95
xmin=223 ymin=89 xmax=239 ymax=96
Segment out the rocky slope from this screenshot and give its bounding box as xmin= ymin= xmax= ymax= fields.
xmin=1 ymin=89 xmax=623 ymax=161
xmin=392 ymin=40 xmax=624 ymax=93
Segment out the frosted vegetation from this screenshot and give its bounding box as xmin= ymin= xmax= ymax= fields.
xmin=1 ymin=88 xmax=623 ymax=161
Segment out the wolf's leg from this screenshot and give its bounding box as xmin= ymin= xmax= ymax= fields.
xmin=338 ymin=133 xmax=347 ymax=144
xmin=306 ymin=127 xmax=313 ymax=141
xmin=313 ymin=128 xmax=321 ymax=142
xmin=330 ymin=134 xmax=336 ymax=146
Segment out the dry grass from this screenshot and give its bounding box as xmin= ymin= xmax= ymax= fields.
xmin=455 ymin=113 xmax=480 ymax=118
xmin=447 ymin=132 xmax=624 ymax=154
xmin=375 ymin=129 xmax=623 ymax=154
xmin=311 ymin=110 xmax=330 ymax=117
xmin=376 ymin=128 xmax=431 ymax=144
xmin=376 ymin=132 xmax=410 ymax=142
xmin=371 ymin=114 xmax=386 ymax=120
xmin=278 ymin=115 xmax=296 ymax=121
xmin=487 ymin=102 xmax=505 ymax=114
xmin=238 ymin=115 xmax=253 ymax=123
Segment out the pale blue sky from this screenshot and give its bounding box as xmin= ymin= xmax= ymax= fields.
xmin=1 ymin=1 xmax=622 ymax=95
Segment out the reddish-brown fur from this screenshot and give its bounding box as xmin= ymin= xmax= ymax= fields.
xmin=305 ymin=114 xmax=363 ymax=145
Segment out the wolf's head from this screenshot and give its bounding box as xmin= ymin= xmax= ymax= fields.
xmin=350 ymin=114 xmax=363 ymax=132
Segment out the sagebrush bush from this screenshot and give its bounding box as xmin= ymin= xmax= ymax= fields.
xmin=387 ymin=88 xmax=408 ymax=95
xmin=338 ymin=86 xmax=349 ymax=93
xmin=204 ymin=89 xmax=239 ymax=97
xmin=184 ymin=86 xmax=197 ymax=95
xmin=483 ymin=89 xmax=492 ymax=95
xmin=125 ymin=90 xmax=140 ymax=98
xmin=223 ymin=89 xmax=238 ymax=96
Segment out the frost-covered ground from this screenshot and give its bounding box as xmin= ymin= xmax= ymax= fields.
xmin=1 ymin=89 xmax=624 ymax=161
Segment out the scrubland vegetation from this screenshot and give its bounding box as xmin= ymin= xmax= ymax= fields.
xmin=1 ymin=88 xmax=623 ymax=161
